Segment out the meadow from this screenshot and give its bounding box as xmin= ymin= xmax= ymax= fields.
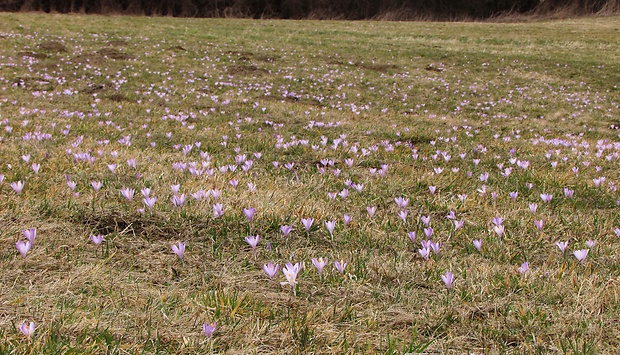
xmin=0 ymin=13 xmax=619 ymax=354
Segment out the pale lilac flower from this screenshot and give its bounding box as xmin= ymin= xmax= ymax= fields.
xmin=418 ymin=247 xmax=430 ymax=260
xmin=90 ymin=234 xmax=104 ymax=245
xmin=424 ymin=227 xmax=433 ymax=239
xmin=429 ymin=185 xmax=437 ymax=195
xmin=430 ymin=241 xmax=441 ymax=254
xmin=491 ymin=217 xmax=504 ymax=226
xmin=493 ymin=225 xmax=505 ymax=238
xmin=615 ymin=228 xmax=620 ymax=238
xmin=16 ymin=240 xmax=31 ymax=258
xmin=143 ymin=196 xmax=157 ymax=210
xmin=556 ymin=241 xmax=568 ymax=253
xmin=67 ymin=180 xmax=77 ymax=191
xmin=397 ymin=210 xmax=408 ymax=222
xmin=31 ymin=163 xmax=40 ymax=174
xmin=509 ymin=191 xmax=518 ymax=200
xmin=534 ymin=220 xmax=544 ymax=231
xmin=473 ymin=239 xmax=482 ymax=252
xmin=245 ymin=235 xmax=260 ymax=250
xmin=366 ymin=206 xmax=376 ymax=218
xmin=280 ymin=225 xmax=293 ymax=237
xmin=408 ymin=232 xmax=416 ymax=243
xmin=20 ymin=321 xmax=35 ymax=340
xmin=312 ymin=257 xmax=328 ymax=274
xmin=23 ymin=228 xmax=36 ymax=244
xmin=120 ymin=188 xmax=135 ymax=202
xmin=141 ymin=188 xmax=151 ymax=197
xmin=421 ymin=216 xmax=431 ymax=226
xmin=394 ymin=196 xmax=409 ymax=209
xmin=517 ymin=262 xmax=529 ymax=274
xmin=281 ymin=262 xmax=302 ymax=295
xmin=454 ymin=220 xmax=464 ymax=230
xmin=11 ymin=181 xmax=24 ymax=194
xmin=334 ymin=260 xmax=347 ymax=274
xmin=107 ymin=164 xmax=117 ymax=173
xmin=202 ymin=322 xmax=216 ymax=338
xmin=529 ymin=203 xmax=538 ymax=213
xmin=301 ymin=217 xmax=314 ymax=231
xmin=325 ymin=220 xmax=336 ymax=235
xmin=171 ymin=242 xmax=185 ymax=259
xmin=343 ymin=214 xmax=353 ymax=225
xmin=213 ymin=203 xmax=224 ymax=218
xmin=243 ymin=207 xmax=256 ymax=222
xmin=441 ymin=271 xmax=454 ymax=290
xmin=263 ymin=262 xmax=280 ymax=278
xmin=573 ymin=249 xmax=589 ymax=262
xmin=170 ymin=184 xmax=180 ymax=194
xmin=540 ymin=193 xmax=553 ymax=203
xmin=91 ymin=181 xmax=103 ymax=192
xmin=171 ymin=194 xmax=186 ymax=207
xmin=586 ymin=240 xmax=597 ymax=248
xmin=564 ymin=188 xmax=574 ymax=198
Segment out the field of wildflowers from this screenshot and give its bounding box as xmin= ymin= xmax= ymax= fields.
xmin=0 ymin=13 xmax=619 ymax=354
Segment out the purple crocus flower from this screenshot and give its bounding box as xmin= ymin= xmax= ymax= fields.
xmin=540 ymin=193 xmax=553 ymax=203
xmin=16 ymin=240 xmax=31 ymax=258
xmin=91 ymin=181 xmax=103 ymax=192
xmin=213 ymin=203 xmax=224 ymax=218
xmin=281 ymin=262 xmax=302 ymax=295
xmin=143 ymin=196 xmax=157 ymax=211
xmin=20 ymin=321 xmax=35 ymax=340
xmin=23 ymin=228 xmax=36 ymax=244
xmin=312 ymin=257 xmax=328 ymax=275
xmin=11 ymin=181 xmax=24 ymax=194
xmin=473 ymin=239 xmax=482 ymax=252
xmin=243 ymin=207 xmax=256 ymax=222
xmin=517 ymin=262 xmax=529 ymax=274
xmin=334 ymin=260 xmax=347 ymax=274
xmin=534 ymin=220 xmax=544 ymax=231
xmin=301 ymin=217 xmax=314 ymax=231
xmin=171 ymin=242 xmax=185 ymax=259
xmin=325 ymin=220 xmax=336 ymax=235
xmin=418 ymin=247 xmax=430 ymax=260
xmin=280 ymin=225 xmax=293 ymax=237
xmin=556 ymin=241 xmax=568 ymax=253
xmin=202 ymin=322 xmax=216 ymax=338
xmin=493 ymin=225 xmax=505 ymax=238
xmin=245 ymin=235 xmax=260 ymax=250
xmin=573 ymin=249 xmax=589 ymax=262
xmin=263 ymin=262 xmax=280 ymax=278
xmin=441 ymin=271 xmax=454 ymax=290
xmin=120 ymin=188 xmax=135 ymax=202
xmin=90 ymin=234 xmax=104 ymax=245
xmin=407 ymin=232 xmax=416 ymax=243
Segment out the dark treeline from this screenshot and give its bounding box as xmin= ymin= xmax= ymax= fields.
xmin=1 ymin=0 xmax=619 ymax=20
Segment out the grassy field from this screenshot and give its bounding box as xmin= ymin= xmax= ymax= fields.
xmin=0 ymin=13 xmax=619 ymax=354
